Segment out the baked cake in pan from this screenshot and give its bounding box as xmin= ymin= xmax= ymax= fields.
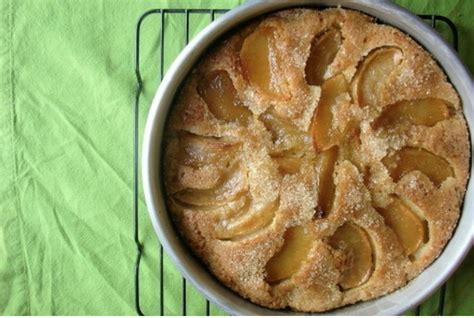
xmin=162 ymin=8 xmax=469 ymax=312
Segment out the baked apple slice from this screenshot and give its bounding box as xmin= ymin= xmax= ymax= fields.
xmin=174 ymin=165 xmax=246 ymax=207
xmin=240 ymin=26 xmax=280 ymax=97
xmin=378 ymin=197 xmax=428 ymax=256
xmin=273 ymin=156 xmax=303 ymax=175
xmin=305 ymin=29 xmax=343 ymax=86
xmin=372 ymin=98 xmax=451 ymax=130
xmin=312 ymin=74 xmax=350 ymax=152
xmin=265 ymin=225 xmax=313 ymax=284
xmin=315 ymin=146 xmax=338 ymax=217
xmin=260 ymin=110 xmax=306 ymax=154
xmin=178 ymin=132 xmax=239 ymax=167
xmin=215 ymin=199 xmax=279 ymax=240
xmin=382 ymin=147 xmax=454 ymax=187
xmin=329 ymin=223 xmax=373 ymax=290
xmin=353 ymin=47 xmax=403 ymax=106
xmin=198 ymin=70 xmax=251 ymax=125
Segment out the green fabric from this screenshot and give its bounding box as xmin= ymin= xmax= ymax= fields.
xmin=0 ymin=0 xmax=471 ymax=315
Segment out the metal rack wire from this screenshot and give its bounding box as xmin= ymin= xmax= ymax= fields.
xmin=133 ymin=8 xmax=459 ymax=316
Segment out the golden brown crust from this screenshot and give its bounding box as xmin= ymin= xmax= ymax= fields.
xmin=163 ymin=8 xmax=470 ymax=312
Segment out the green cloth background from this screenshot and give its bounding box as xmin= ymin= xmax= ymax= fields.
xmin=0 ymin=0 xmax=472 ymax=315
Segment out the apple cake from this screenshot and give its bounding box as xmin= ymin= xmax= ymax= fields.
xmin=162 ymin=8 xmax=470 ymax=312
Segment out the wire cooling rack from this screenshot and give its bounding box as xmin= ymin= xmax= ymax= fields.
xmin=133 ymin=8 xmax=459 ymax=316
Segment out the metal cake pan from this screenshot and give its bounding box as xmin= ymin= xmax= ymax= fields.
xmin=142 ymin=0 xmax=474 ymax=315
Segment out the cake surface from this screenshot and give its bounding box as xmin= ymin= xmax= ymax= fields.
xmin=162 ymin=8 xmax=470 ymax=312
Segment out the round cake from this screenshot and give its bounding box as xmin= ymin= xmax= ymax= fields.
xmin=162 ymin=8 xmax=470 ymax=312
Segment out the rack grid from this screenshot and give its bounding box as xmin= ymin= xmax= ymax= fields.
xmin=134 ymin=8 xmax=459 ymax=316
